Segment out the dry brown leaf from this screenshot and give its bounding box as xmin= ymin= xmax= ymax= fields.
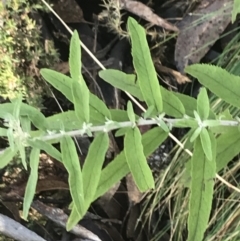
xmin=175 ymin=0 xmax=232 ymax=73
xmin=35 ymin=178 xmax=69 ymax=194
xmin=126 ymin=174 xmax=144 ymax=204
xmin=119 ymin=0 xmax=179 ymax=32
xmin=155 ymin=63 xmax=191 ymax=84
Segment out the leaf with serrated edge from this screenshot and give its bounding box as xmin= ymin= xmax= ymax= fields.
xmin=0 ymin=147 xmax=18 ymax=168
xmin=72 ymin=80 xmax=90 ymax=123
xmin=216 ymin=129 xmax=240 ymax=172
xmin=95 ymin=127 xmax=168 ymax=199
xmin=185 ymin=64 xmax=240 ymax=109
xmin=69 ymin=30 xmax=81 ymax=80
xmin=200 ymin=128 xmax=212 ymax=160
xmin=28 ymin=139 xmax=62 ymax=162
xmin=82 ymin=133 xmax=109 ymax=208
xmin=124 ymin=127 xmax=155 ymax=192
xmin=127 ymin=17 xmax=163 ymax=114
xmin=61 ymin=136 xmax=85 ymax=217
xmin=187 ymin=133 xmax=216 ymax=241
xmin=23 ymin=147 xmax=40 ymax=219
xmin=197 ymin=87 xmax=210 ymax=120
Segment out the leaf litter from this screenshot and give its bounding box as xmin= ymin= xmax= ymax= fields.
xmin=175 ymin=0 xmax=233 ymax=73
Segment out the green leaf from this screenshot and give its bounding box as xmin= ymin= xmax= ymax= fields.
xmin=20 ymin=116 xmax=31 ymax=133
xmin=143 ymin=106 xmax=155 ymax=119
xmin=46 ymin=111 xmax=83 ymax=132
xmin=67 ymin=205 xmax=81 ymax=231
xmin=232 ymin=0 xmax=240 ymax=23
xmin=174 ymin=119 xmax=198 ymax=128
xmin=161 ymin=87 xmax=185 ymax=117
xmin=61 ymin=136 xmax=85 ymax=218
xmin=40 ymin=69 xmax=74 ymax=102
xmin=124 ymin=127 xmax=155 ymax=192
xmin=185 ymin=64 xmax=240 ymax=109
xmin=197 ymin=87 xmax=210 ymax=120
xmin=82 ymin=133 xmax=109 ymax=208
xmin=12 ymin=95 xmax=22 ymax=119
xmin=99 ymin=69 xmax=185 ymax=117
xmin=23 ymin=147 xmax=40 ymax=219
xmin=187 ymin=134 xmax=216 ymax=241
xmin=0 ymin=103 xmax=47 ymax=131
xmin=115 ymin=127 xmax=131 ymax=137
xmin=99 ymin=70 xmax=143 ymax=101
xmin=127 ymin=17 xmax=163 ymax=114
xmin=69 ymin=30 xmax=81 ymax=80
xmin=200 ymin=128 xmax=213 ymax=161
xmin=40 ymin=69 xmax=111 ymax=124
xmin=216 ymin=129 xmax=240 ymax=172
xmin=27 ymin=139 xmax=62 ymax=162
xmin=0 ymin=127 xmax=8 ymax=136
xmin=0 ymin=147 xmax=18 ymax=168
xmin=89 ymin=93 xmax=111 ymax=124
xmin=95 ymin=127 xmax=168 ymax=199
xmin=126 ymin=101 xmax=136 ymax=123
xmin=72 ymin=80 xmax=90 ymax=123
xmin=7 ymin=128 xmax=15 ymax=151
xmin=190 ymin=127 xmax=202 ymax=143
xmin=110 ymin=109 xmax=138 ymax=122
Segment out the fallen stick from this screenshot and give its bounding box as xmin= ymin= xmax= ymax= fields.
xmin=0 ymin=213 xmax=46 ymax=241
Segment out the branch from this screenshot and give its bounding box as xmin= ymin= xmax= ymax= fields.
xmin=0 ymin=213 xmax=46 ymax=241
